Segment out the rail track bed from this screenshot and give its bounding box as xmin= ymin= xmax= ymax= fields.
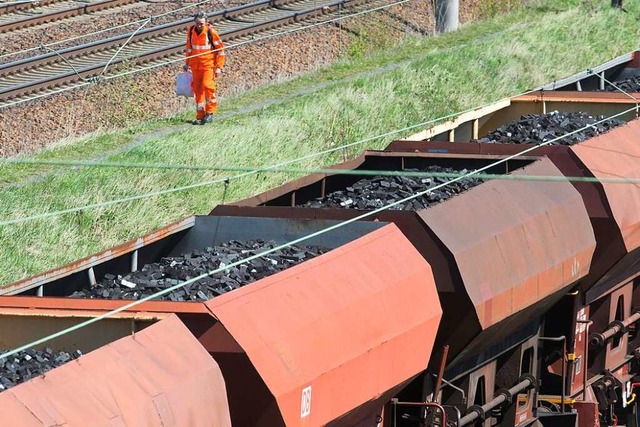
xmin=0 ymin=0 xmax=383 ymax=108
xmin=0 ymin=0 xmax=138 ymax=34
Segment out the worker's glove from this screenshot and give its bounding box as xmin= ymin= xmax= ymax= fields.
xmin=214 ymin=67 xmax=222 ymax=78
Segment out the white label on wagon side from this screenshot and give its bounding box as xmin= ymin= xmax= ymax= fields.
xmin=301 ymin=386 xmax=312 ymax=418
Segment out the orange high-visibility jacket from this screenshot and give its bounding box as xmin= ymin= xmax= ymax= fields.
xmin=185 ymin=24 xmax=226 ymax=71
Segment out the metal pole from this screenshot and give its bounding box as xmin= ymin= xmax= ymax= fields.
xmin=577 ymin=320 xmax=593 ymax=401
xmin=539 ymin=336 xmax=567 ymax=413
xmin=437 ymin=375 xmax=467 ymax=404
xmin=590 ymin=309 xmax=640 ymax=348
xmin=434 ymin=345 xmax=449 ymax=403
xmin=458 ymin=375 xmax=535 ymax=426
xmin=446 ymin=405 xmax=461 ymax=426
xmin=435 ymin=0 xmax=458 ymax=33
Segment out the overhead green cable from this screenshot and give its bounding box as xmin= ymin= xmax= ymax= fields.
xmin=5 ymin=157 xmax=640 ymax=184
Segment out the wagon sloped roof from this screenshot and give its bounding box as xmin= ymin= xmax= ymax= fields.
xmin=419 ymin=158 xmax=596 ymax=329
xmin=570 ymin=119 xmax=640 ymax=252
xmin=0 ymin=315 xmax=231 ymax=426
xmin=204 ymin=224 xmax=442 ymax=427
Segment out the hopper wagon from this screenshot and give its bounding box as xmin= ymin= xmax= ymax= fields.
xmin=387 ymin=79 xmax=640 ymax=425
xmin=211 ymin=149 xmax=597 ymax=427
xmin=0 ymin=314 xmax=233 ymax=426
xmin=0 ymin=215 xmax=441 ymax=426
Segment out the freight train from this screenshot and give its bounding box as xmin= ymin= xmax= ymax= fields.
xmin=0 ymin=51 xmax=640 ymax=427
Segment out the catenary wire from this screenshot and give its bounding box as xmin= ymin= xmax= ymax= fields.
xmin=0 ymin=0 xmax=217 ymax=60
xmin=1 ymin=99 xmax=633 ymax=360
xmin=4 ymin=158 xmax=640 ymax=187
xmin=99 ymin=18 xmax=152 ymax=77
xmin=2 ymin=4 xmax=638 ymax=105
xmin=0 ymin=0 xmax=443 ymax=109
xmin=0 ymin=0 xmax=411 ymax=64
xmin=597 ymin=72 xmax=640 ymax=105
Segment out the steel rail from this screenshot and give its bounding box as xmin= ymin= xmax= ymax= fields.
xmin=0 ymin=0 xmax=303 ymax=76
xmin=0 ymin=0 xmax=137 ymax=34
xmin=0 ymin=0 xmax=374 ymax=106
xmin=0 ymin=0 xmax=60 ymax=16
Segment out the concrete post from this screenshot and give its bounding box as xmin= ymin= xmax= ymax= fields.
xmin=436 ymin=0 xmax=459 ymax=33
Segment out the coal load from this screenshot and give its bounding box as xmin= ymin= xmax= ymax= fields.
xmin=475 ymin=111 xmax=624 ymax=145
xmin=0 ymin=348 xmax=82 ymax=391
xmin=603 ymin=75 xmax=640 ymax=93
xmin=69 ymin=240 xmax=327 ymax=301
xmin=301 ymin=166 xmax=484 ymax=210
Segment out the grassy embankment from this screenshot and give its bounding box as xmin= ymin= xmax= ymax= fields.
xmin=0 ymin=0 xmax=638 ymax=285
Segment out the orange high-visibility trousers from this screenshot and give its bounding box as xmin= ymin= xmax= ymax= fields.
xmin=191 ymin=68 xmax=217 ymax=120
xmin=185 ymin=22 xmax=224 ymax=121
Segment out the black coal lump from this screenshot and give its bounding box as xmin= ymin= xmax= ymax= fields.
xmin=299 ymin=166 xmax=484 ymax=210
xmin=603 ymin=75 xmax=640 ymax=93
xmin=0 ymin=348 xmax=82 ymax=391
xmin=474 ymin=110 xmax=625 ymax=146
xmin=69 ymin=240 xmax=328 ymax=302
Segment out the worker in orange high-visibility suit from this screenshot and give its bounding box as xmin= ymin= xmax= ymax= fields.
xmin=184 ymin=12 xmax=226 ymax=125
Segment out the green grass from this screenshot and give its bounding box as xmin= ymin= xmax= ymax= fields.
xmin=1 ymin=0 xmax=639 ymax=285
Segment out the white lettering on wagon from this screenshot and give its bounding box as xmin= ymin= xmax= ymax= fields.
xmin=301 ymin=386 xmax=312 ymax=418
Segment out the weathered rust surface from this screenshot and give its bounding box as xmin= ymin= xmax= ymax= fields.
xmin=213 ymin=152 xmax=595 ymax=374
xmin=419 ymin=158 xmax=595 ymax=330
xmin=0 ymin=296 xmax=209 ymax=353
xmin=604 ymin=285 xmax=631 ymax=374
xmin=571 ymin=120 xmax=640 ymax=252
xmin=0 ymin=315 xmax=232 ymax=426
xmin=212 ymin=156 xmax=591 ymax=374
xmin=203 ymin=224 xmax=442 ymax=427
xmin=0 ymin=295 xmax=208 ymax=314
xmin=572 ymin=400 xmax=599 ymax=427
xmin=385 ymin=140 xmax=562 ymax=157
xmin=513 ymin=91 xmax=640 ymax=104
xmin=0 ymin=312 xmax=159 ymax=355
xmin=383 ymin=140 xmax=637 ymax=300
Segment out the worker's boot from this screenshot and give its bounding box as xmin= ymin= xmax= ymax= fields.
xmin=203 ymin=114 xmax=214 ymax=124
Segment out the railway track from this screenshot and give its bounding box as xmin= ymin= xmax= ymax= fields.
xmin=0 ymin=0 xmax=62 ymax=15
xmin=0 ymin=0 xmax=138 ymax=34
xmin=0 ymin=0 xmax=381 ymax=108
